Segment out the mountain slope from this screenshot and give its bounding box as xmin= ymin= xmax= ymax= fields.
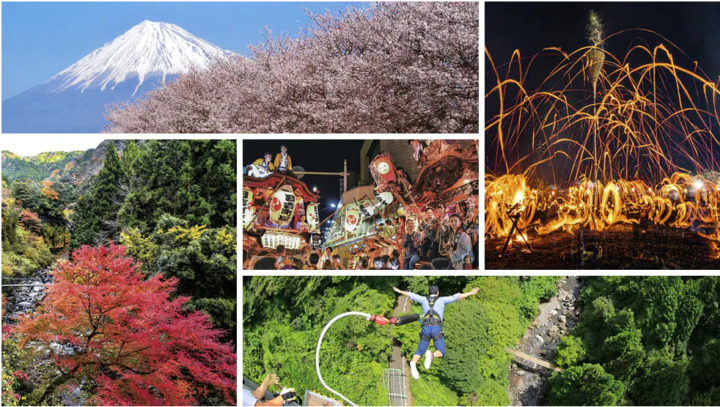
xmin=2 ymin=140 xmax=128 ymax=185
xmin=3 ymin=21 xmax=232 ymax=133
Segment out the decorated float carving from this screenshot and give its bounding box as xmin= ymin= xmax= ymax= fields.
xmin=323 ymin=140 xmax=479 ymax=253
xmin=243 ymin=172 xmax=320 ymax=252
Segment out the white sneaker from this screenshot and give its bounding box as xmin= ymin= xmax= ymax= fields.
xmin=410 ymin=361 xmax=419 ymax=379
xmin=424 ymin=350 xmax=434 ymax=370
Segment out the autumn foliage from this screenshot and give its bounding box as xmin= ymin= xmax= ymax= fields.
xmin=13 ymin=244 xmax=236 ymax=406
xmin=107 ymin=2 xmax=479 ymax=133
xmin=40 ymin=181 xmax=59 ymax=201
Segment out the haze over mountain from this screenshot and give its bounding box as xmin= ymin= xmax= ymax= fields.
xmin=2 ymin=21 xmax=233 ymax=133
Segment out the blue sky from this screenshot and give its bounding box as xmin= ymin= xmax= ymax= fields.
xmin=2 ymin=1 xmax=365 ymax=100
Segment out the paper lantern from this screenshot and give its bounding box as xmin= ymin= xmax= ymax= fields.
xmin=243 ymin=187 xmax=256 ymax=228
xmin=345 ymin=208 xmax=361 ymax=232
xmin=374 ymin=187 xmax=394 ymax=205
xmin=269 ymin=185 xmax=297 ymax=226
xmin=370 ymin=155 xmax=398 ymax=185
xmin=307 ymin=203 xmax=320 ymax=231
xmin=261 ymin=231 xmax=302 ymax=250
xmin=360 ymin=200 xmax=375 ymax=217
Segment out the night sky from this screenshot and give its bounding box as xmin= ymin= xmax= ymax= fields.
xmin=243 ymin=139 xmax=365 ymax=213
xmin=486 ymin=2 xmax=720 ymax=76
xmin=485 ymin=2 xmax=720 ymax=178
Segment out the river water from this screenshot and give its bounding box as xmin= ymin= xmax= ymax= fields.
xmin=3 ymin=268 xmax=53 ymax=324
xmin=508 ymin=276 xmax=582 ymax=406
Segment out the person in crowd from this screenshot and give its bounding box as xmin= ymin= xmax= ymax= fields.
xmin=381 ymin=254 xmax=391 ymax=270
xmin=279 ymin=256 xmax=297 ymax=270
xmin=322 ymin=259 xmax=333 ymax=270
xmin=431 ymin=214 xmax=474 ymax=270
xmin=248 ymin=153 xmax=276 ymax=178
xmin=295 ymin=214 xmax=308 ymax=231
xmin=392 ymin=285 xmax=479 ymax=380
xmin=320 ymin=247 xmax=333 ymax=266
xmin=387 ymin=255 xmax=400 ymax=270
xmin=419 ymin=207 xmax=440 ymax=261
xmin=274 ymin=245 xmax=287 ymax=270
xmin=242 ymin=373 xmax=297 ymax=406
xmin=306 ymin=252 xmax=320 ymax=270
xmin=379 ymin=219 xmax=394 ymax=240
xmin=332 ymin=254 xmax=345 ymax=270
xmin=273 ymin=145 xmax=293 ymax=173
xmin=403 ymin=219 xmax=422 ymax=270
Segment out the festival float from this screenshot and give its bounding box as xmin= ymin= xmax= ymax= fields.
xmin=243 ymin=171 xmax=321 ymax=268
xmin=323 ymin=140 xmax=479 ymax=263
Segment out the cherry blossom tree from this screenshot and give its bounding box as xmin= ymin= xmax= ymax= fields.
xmin=13 ymin=244 xmax=236 ymax=406
xmin=106 ymin=2 xmax=479 ymax=133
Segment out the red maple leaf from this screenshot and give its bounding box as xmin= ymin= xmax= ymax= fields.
xmin=13 ymin=244 xmax=236 ymax=406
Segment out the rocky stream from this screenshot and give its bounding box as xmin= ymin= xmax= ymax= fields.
xmin=508 ymin=276 xmax=583 ymax=406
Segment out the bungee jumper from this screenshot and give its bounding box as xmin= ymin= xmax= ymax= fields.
xmin=392 ymin=285 xmax=480 ymax=379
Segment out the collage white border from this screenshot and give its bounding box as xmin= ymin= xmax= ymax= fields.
xmin=2 ymin=2 xmax=718 ymax=405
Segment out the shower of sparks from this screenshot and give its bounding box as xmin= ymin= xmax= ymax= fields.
xmin=486 ymin=29 xmax=720 ymax=251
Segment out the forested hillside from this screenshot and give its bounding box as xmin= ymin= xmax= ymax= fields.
xmin=1 ymin=151 xmax=85 ymax=182
xmin=2 ymin=139 xmax=237 ymax=406
xmin=243 ymin=276 xmax=557 ymax=406
xmin=549 ymin=276 xmax=720 ymax=406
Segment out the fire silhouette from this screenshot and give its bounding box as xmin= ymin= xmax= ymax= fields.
xmin=486 ymin=18 xmax=720 ymax=261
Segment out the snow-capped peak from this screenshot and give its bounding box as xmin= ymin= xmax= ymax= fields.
xmin=48 ymin=20 xmax=232 ymax=94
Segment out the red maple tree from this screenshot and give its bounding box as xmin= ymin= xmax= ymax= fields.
xmin=13 ymin=244 xmax=236 ymax=406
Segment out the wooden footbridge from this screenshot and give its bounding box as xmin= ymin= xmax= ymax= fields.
xmin=505 ymin=347 xmax=563 ymax=373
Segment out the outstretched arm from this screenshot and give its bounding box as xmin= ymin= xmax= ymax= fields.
xmin=458 ymin=287 xmax=480 ymax=300
xmin=393 ymin=287 xmax=411 ymax=297
xmin=253 ymin=374 xmax=278 ymax=400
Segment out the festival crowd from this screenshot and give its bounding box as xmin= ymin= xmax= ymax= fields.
xmin=244 ymin=141 xmax=479 ymax=270
xmin=245 ymin=200 xmax=479 ymax=270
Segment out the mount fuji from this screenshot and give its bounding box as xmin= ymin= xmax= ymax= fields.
xmin=3 ymin=21 xmax=234 ymax=133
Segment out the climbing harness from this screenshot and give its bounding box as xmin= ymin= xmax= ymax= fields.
xmin=421 ymin=295 xmax=442 ymax=326
xmin=420 ymin=295 xmax=444 ymax=341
